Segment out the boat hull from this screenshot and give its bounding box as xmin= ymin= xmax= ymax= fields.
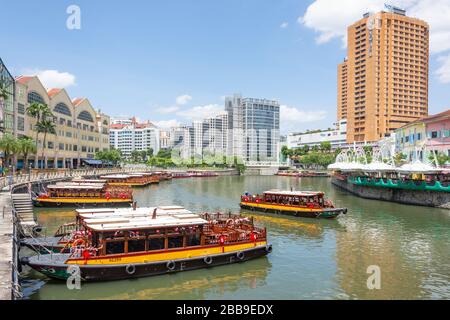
xmin=24 ymin=244 xmax=271 ymax=282
xmin=240 ymin=202 xmax=347 ymax=219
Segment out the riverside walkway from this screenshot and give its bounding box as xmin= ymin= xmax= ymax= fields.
xmin=0 ymin=167 xmax=145 ymax=300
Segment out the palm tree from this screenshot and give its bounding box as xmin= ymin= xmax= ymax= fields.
xmin=17 ymin=136 xmax=37 ymax=170
xmin=36 ymin=120 xmax=56 ymax=169
xmin=26 ymin=103 xmax=54 ymax=168
xmin=0 ymin=133 xmax=18 ymax=174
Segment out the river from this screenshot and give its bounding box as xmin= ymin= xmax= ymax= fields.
xmin=21 ymin=176 xmax=450 ymax=299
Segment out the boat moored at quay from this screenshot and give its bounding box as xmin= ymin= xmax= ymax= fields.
xmin=100 ymin=173 xmax=158 ymax=187
xmin=32 ymin=181 xmax=133 ymax=207
xmin=240 ymin=190 xmax=347 ymax=219
xmin=22 ymin=207 xmax=271 ymax=281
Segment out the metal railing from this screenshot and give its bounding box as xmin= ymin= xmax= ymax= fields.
xmin=2 ymin=167 xmax=148 ymax=190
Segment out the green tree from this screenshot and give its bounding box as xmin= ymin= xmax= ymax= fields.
xmin=130 ymin=150 xmax=141 ymax=163
xmin=428 ymin=151 xmax=449 ymax=166
xmin=146 ymin=148 xmax=154 ymax=158
xmin=36 ymin=119 xmax=56 ymax=169
xmin=17 ymin=136 xmax=37 ymax=169
xmin=393 ymin=152 xmax=407 ymax=166
xmin=320 ymin=141 xmax=332 ymax=153
xmin=26 ymin=103 xmax=54 ymax=168
xmin=0 ymin=133 xmax=18 ymax=173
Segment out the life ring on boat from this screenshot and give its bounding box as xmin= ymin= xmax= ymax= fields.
xmin=47 ymin=268 xmax=56 ymax=274
xmin=226 ymin=219 xmax=234 ymax=226
xmin=250 ymin=233 xmax=257 ymax=242
xmin=120 ymin=193 xmax=126 ymax=199
xmin=204 ymin=256 xmax=213 ymax=265
xmin=243 ymin=196 xmax=249 ymax=202
xmin=236 ymin=251 xmax=245 ymax=260
xmin=265 ymin=245 xmax=273 ymax=253
xmin=72 ymin=239 xmax=85 ymax=248
xmin=105 ymin=192 xmax=111 ymax=200
xmin=219 ymin=235 xmax=226 ymax=245
xmin=166 ymin=261 xmax=176 ymax=271
xmin=125 ymin=264 xmax=136 ymax=275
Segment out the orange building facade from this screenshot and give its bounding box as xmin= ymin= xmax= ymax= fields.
xmin=339 ymin=9 xmax=429 ymax=143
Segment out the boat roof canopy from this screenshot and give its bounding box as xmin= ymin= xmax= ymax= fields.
xmin=100 ymin=174 xmax=131 ymax=179
xmin=71 ymin=179 xmax=108 ymax=183
xmin=85 ymin=214 xmax=207 ymax=232
xmin=47 ymin=184 xmax=104 ymax=190
xmin=76 ymin=207 xmax=193 ymax=220
xmin=263 ymin=190 xmax=324 ymax=197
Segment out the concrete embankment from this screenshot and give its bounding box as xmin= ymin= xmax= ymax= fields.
xmin=331 ymin=177 xmax=450 ymax=209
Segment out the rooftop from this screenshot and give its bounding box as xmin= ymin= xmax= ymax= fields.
xmin=263 ymin=190 xmax=324 ymax=197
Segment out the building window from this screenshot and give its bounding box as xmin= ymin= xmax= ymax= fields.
xmin=17 ymin=117 xmax=25 ymax=131
xmin=17 ymin=103 xmax=25 ymax=114
xmin=431 ymin=131 xmax=438 ymax=138
xmin=77 ymin=111 xmax=94 ymax=122
xmin=27 ymin=91 xmax=45 ymax=104
xmin=48 ymin=142 xmax=54 ymax=149
xmin=54 ymin=103 xmax=72 ymax=116
xmin=59 ymin=143 xmax=64 ymax=150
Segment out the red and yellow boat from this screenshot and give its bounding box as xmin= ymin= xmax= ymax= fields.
xmin=33 ymin=181 xmax=133 ymax=207
xmin=22 ymin=210 xmax=271 ymax=281
xmin=240 ymin=190 xmax=347 ymax=219
xmin=100 ymin=174 xmax=151 ymax=187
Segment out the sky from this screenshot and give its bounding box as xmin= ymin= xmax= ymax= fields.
xmin=2 ymin=0 xmax=450 ymax=134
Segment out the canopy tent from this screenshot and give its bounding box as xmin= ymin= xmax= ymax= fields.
xmin=398 ymin=160 xmax=440 ymax=174
xmin=363 ymin=162 xmax=396 ymax=172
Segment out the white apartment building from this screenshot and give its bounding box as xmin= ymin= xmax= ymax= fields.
xmin=225 ymin=94 xmax=280 ymax=164
xmin=109 ymin=117 xmax=160 ymax=158
xmin=287 ymin=119 xmax=347 ymax=150
xmin=180 ymin=113 xmax=228 ymax=160
xmin=159 ymin=126 xmax=186 ymax=150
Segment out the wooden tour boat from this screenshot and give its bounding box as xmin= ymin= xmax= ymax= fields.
xmin=100 ymin=174 xmax=153 ymax=187
xmin=22 ymin=206 xmax=195 ymax=253
xmin=22 ymin=208 xmax=271 ymax=281
xmin=33 ymin=181 xmax=133 ymax=207
xmin=240 ymin=190 xmax=347 ymax=219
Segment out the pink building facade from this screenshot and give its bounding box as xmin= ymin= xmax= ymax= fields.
xmin=424 ymin=110 xmax=450 ymax=157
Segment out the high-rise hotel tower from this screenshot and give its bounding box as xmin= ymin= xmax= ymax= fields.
xmin=338 ymin=6 xmax=429 ymax=143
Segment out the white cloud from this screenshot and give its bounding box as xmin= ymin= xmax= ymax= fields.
xmin=25 ymin=69 xmax=76 ymax=88
xmin=280 ymin=22 xmax=289 ymax=29
xmin=436 ymin=53 xmax=450 ymax=83
xmin=176 ymin=94 xmax=192 ymax=105
xmin=280 ymin=105 xmax=327 ymax=132
xmin=154 ymin=119 xmax=181 ymax=128
xmin=156 ymin=106 xmax=180 ymax=114
xmin=299 ymin=0 xmax=450 ymax=82
xmin=176 ymin=104 xmax=224 ymax=121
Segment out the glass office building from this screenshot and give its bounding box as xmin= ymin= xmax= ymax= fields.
xmin=226 ymin=94 xmax=280 ymax=164
xmin=0 ymin=58 xmax=15 ymax=134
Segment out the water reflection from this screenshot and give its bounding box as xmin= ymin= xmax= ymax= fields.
xmin=23 ymin=176 xmax=450 ymax=299
xmin=23 ymin=257 xmax=271 ymax=300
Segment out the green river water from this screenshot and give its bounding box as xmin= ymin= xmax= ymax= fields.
xmin=21 ymin=176 xmax=450 ymax=299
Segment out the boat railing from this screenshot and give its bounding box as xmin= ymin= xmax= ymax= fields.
xmin=54 ymin=222 xmax=78 ymax=238
xmin=203 ymin=225 xmax=266 ymax=245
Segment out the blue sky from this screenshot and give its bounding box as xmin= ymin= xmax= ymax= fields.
xmin=2 ymin=0 xmax=450 ymax=134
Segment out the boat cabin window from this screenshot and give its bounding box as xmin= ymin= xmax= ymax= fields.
xmin=128 ymin=239 xmax=146 ymax=253
xmin=106 ymin=241 xmax=125 ymax=255
xmin=186 ymin=233 xmax=201 ymax=247
xmin=168 ymin=236 xmax=184 ymax=249
xmin=148 ymin=238 xmax=165 ymax=251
